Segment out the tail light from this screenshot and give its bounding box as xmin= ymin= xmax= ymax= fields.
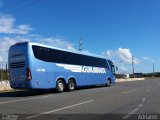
xmin=26 ymin=68 xmax=32 ymax=80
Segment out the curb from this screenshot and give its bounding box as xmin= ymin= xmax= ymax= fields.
xmin=0 ymin=78 xmax=149 ymax=91
xmin=116 ymin=78 xmax=145 ymax=82
xmin=0 ymin=80 xmax=12 ymax=91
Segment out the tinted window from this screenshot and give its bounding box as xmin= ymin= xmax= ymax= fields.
xmin=107 ymin=60 xmax=115 ymax=73
xmin=32 ymin=45 xmax=108 ymax=68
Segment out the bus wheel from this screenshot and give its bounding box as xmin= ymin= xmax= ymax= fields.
xmin=56 ymin=80 xmax=65 ymax=93
xmin=105 ymin=79 xmax=111 ymax=87
xmin=68 ymin=79 xmax=76 ymax=91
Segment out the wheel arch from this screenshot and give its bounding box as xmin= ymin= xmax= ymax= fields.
xmin=56 ymin=77 xmax=67 ymax=86
xmin=107 ymin=77 xmax=112 ymax=84
xmin=67 ymin=76 xmax=76 ymax=86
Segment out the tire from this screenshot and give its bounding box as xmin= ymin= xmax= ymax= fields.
xmin=68 ymin=79 xmax=76 ymax=91
xmin=105 ymin=79 xmax=111 ymax=87
xmin=56 ymin=80 xmax=65 ymax=93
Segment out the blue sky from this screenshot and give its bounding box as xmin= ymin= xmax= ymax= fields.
xmin=0 ymin=0 xmax=160 ymax=73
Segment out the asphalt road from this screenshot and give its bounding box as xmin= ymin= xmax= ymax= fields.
xmin=0 ymin=78 xmax=160 ymax=120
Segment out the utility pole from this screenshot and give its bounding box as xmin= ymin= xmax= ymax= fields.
xmin=79 ymin=38 xmax=83 ymax=51
xmin=0 ymin=62 xmax=2 ymax=81
xmin=132 ymin=56 xmax=135 ymax=78
xmin=152 ymin=63 xmax=154 ymax=78
xmin=6 ymin=62 xmax=8 ymax=72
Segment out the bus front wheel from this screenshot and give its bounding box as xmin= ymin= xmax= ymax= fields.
xmin=68 ymin=79 xmax=76 ymax=91
xmin=105 ymin=79 xmax=111 ymax=87
xmin=56 ymin=80 xmax=65 ymax=93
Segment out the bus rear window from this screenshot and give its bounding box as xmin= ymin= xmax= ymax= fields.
xmin=10 ymin=54 xmax=25 ymax=63
xmin=9 ymin=55 xmax=25 ymax=68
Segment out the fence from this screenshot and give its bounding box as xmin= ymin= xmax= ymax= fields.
xmin=0 ymin=62 xmax=9 ymax=81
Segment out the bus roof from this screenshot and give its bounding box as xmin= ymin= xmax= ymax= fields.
xmin=12 ymin=41 xmax=109 ymax=60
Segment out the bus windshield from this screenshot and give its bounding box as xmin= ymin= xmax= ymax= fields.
xmin=107 ymin=60 xmax=116 ymax=74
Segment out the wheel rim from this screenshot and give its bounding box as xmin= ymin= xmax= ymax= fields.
xmin=69 ymin=82 xmax=74 ymax=90
xmin=107 ymin=80 xmax=110 ymax=86
xmin=58 ymin=82 xmax=64 ymax=92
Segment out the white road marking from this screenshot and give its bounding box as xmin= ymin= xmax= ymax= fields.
xmin=26 ymin=100 xmax=94 ymax=119
xmin=0 ymin=86 xmax=111 ymax=105
xmin=138 ymin=104 xmax=143 ymax=107
xmin=0 ymin=94 xmax=54 ymax=105
xmin=147 ymin=86 xmax=152 ymax=92
xmin=123 ymin=97 xmax=146 ymax=119
xmin=141 ymin=98 xmax=146 ymax=103
xmin=122 ymin=89 xmax=139 ymax=94
xmin=123 ymin=108 xmax=139 ymax=119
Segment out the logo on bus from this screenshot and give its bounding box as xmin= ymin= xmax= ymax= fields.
xmin=56 ymin=64 xmax=106 ymax=73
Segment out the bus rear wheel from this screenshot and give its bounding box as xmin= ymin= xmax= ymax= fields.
xmin=68 ymin=79 xmax=76 ymax=91
xmin=56 ymin=80 xmax=65 ymax=93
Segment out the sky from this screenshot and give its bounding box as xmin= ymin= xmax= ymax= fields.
xmin=0 ymin=0 xmax=160 ymax=73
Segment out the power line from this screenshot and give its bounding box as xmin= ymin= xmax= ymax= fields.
xmin=9 ymin=0 xmax=43 ymax=14
xmin=0 ymin=0 xmax=43 ymax=15
xmin=132 ymin=56 xmax=135 ymax=77
xmin=0 ymin=0 xmax=22 ymax=12
xmin=152 ymin=63 xmax=154 ymax=78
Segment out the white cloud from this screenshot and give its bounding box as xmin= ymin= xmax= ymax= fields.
xmin=118 ymin=66 xmax=129 ymax=74
xmin=0 ymin=36 xmax=31 ymax=61
xmin=0 ymin=36 xmax=30 ymax=62
xmin=113 ymin=60 xmax=131 ymax=74
xmin=104 ymin=47 xmax=139 ymax=64
xmin=142 ymin=57 xmax=155 ymax=65
xmin=0 ymin=37 xmax=16 ymax=52
xmin=117 ymin=48 xmax=132 ymax=64
xmin=105 ymin=50 xmax=116 ymax=58
xmin=103 ymin=47 xmax=141 ymax=73
xmin=142 ymin=57 xmax=152 ymax=61
xmin=35 ymin=37 xmax=76 ymax=51
xmin=0 ymin=36 xmax=30 ymax=52
xmin=0 ymin=12 xmax=76 ymax=61
xmin=0 ymin=14 xmax=32 ymax=34
xmin=120 ymin=66 xmax=127 ymax=71
xmin=0 ymin=35 xmax=76 ymax=62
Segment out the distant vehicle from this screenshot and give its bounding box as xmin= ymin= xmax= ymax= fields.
xmin=123 ymin=74 xmax=129 ymax=79
xmin=8 ymin=42 xmax=116 ymax=92
xmin=134 ymin=73 xmax=143 ymax=78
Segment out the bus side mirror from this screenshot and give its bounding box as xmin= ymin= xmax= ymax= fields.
xmin=115 ymin=66 xmax=118 ymax=71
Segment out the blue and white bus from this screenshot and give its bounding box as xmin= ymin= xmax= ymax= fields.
xmin=8 ymin=42 xmax=116 ymax=92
